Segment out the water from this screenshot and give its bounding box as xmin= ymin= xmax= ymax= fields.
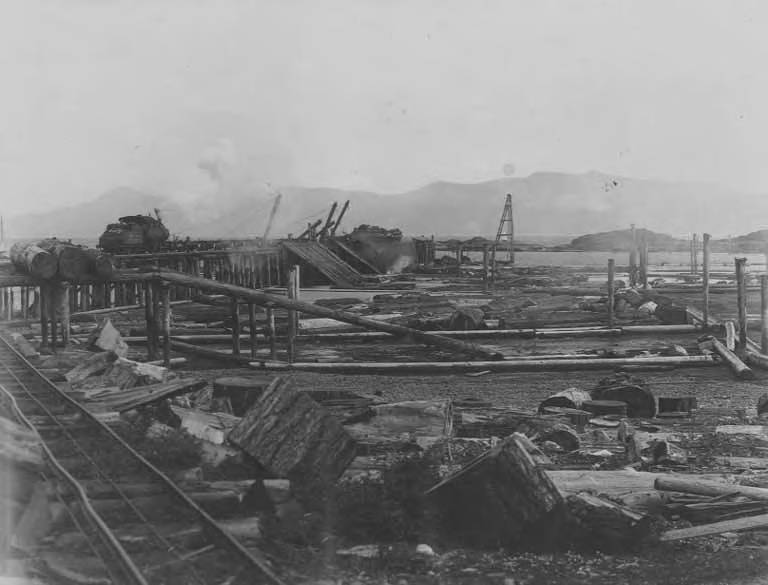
xmin=466 ymin=250 xmax=767 ymax=271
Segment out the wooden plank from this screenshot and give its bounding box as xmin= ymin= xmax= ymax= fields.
xmin=660 ymin=512 xmax=768 ymax=541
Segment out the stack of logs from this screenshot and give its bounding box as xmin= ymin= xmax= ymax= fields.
xmin=10 ymin=239 xmax=114 ymax=281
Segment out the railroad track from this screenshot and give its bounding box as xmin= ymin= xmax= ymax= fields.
xmin=0 ymin=331 xmax=285 ymax=585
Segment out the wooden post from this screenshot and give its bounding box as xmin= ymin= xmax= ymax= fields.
xmin=60 ymin=284 xmax=70 ymax=347
xmin=248 ymin=302 xmax=258 ymax=360
xmin=287 ymin=265 xmax=299 ymax=363
xmin=482 ymin=244 xmax=489 ymax=292
xmin=607 ymin=259 xmax=615 ymax=328
xmin=49 ymin=285 xmax=57 ymax=353
xmin=703 ymin=233 xmax=711 ymax=328
xmin=640 ymin=235 xmax=649 ymax=289
xmin=628 ymin=249 xmax=637 ymax=288
xmin=231 ymin=297 xmax=241 ymax=356
xmin=736 ymin=257 xmax=748 ymax=355
xmin=39 ymin=285 xmax=48 ymax=349
xmin=266 ymin=306 xmax=277 ymax=359
xmin=762 ymin=275 xmax=768 ymax=355
xmin=456 ymin=245 xmax=462 ymax=276
xmin=161 ymin=284 xmax=171 ymax=367
xmin=144 ymin=282 xmax=156 ymax=360
xmin=693 ymin=233 xmax=699 ymax=274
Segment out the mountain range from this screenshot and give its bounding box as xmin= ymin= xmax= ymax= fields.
xmin=6 ymin=171 xmax=768 ymax=241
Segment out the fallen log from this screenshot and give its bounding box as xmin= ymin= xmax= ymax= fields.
xmin=655 ymin=476 xmax=768 ymax=502
xmin=156 ymin=270 xmax=503 ymax=360
xmin=425 ymin=434 xmax=566 ymax=548
xmin=660 ymin=512 xmax=768 ymax=542
xmin=10 ymin=242 xmax=58 ymax=279
xmin=711 ymin=337 xmax=755 ymax=380
xmin=228 ymin=377 xmax=357 ymax=503
xmin=746 ymin=350 xmax=768 ymax=371
xmin=248 ymin=355 xmax=718 ymax=374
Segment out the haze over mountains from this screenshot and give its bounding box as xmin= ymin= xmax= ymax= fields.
xmin=7 ymin=171 xmax=768 ymax=241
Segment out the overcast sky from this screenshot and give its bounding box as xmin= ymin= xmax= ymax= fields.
xmin=2 ymin=0 xmax=768 ymax=216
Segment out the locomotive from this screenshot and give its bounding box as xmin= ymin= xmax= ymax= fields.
xmin=98 ymin=211 xmax=170 ymax=254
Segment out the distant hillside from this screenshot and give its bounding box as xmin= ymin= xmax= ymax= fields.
xmin=569 ymin=229 xmax=687 ymax=252
xmin=7 ymin=187 xmax=185 ymax=239
xmin=7 ymin=171 xmax=768 ymax=240
xmin=713 ymin=229 xmax=768 ymax=253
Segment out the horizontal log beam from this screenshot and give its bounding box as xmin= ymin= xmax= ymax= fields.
xmin=249 ymin=355 xmax=717 ymax=374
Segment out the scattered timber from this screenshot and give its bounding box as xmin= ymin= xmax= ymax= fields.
xmin=566 ymin=492 xmax=649 ymax=549
xmin=710 ymin=337 xmax=755 ymax=380
xmin=84 ymin=378 xmax=208 ymax=412
xmin=64 ymin=351 xmax=118 ymax=386
xmin=155 ymin=270 xmax=504 ymax=361
xmin=538 ymin=388 xmax=592 ymax=413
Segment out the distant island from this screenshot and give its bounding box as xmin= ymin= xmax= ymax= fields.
xmin=566 ymin=228 xmax=768 ymax=253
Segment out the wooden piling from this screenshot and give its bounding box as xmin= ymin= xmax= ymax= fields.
xmin=161 ymin=284 xmax=171 ymax=367
xmin=39 ymin=285 xmax=48 ymax=348
xmin=287 ymin=265 xmax=299 ymax=363
xmin=144 ymin=282 xmax=156 ymax=360
xmin=49 ymin=286 xmax=57 ymax=353
xmin=762 ymin=275 xmax=768 ymax=355
xmin=607 ymin=259 xmax=615 ymax=328
xmin=248 ymin=302 xmax=258 ymax=360
xmin=703 ymin=233 xmax=711 ymax=328
xmin=266 ymin=307 xmax=277 ymax=359
xmin=60 ymin=284 xmax=70 ymax=347
xmin=231 ymin=297 xmax=241 ymax=356
xmin=482 ymin=245 xmax=489 ymax=292
xmin=736 ymin=257 xmax=748 ymax=355
xmin=456 ymin=245 xmax=463 ymax=276
xmin=640 ymin=235 xmax=649 ymax=289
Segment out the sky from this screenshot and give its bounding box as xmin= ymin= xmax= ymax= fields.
xmin=2 ymin=0 xmax=768 ymax=216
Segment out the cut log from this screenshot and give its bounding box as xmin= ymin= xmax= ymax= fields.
xmin=425 ymin=434 xmax=566 ymax=548
xmin=84 ymin=249 xmax=115 ymax=280
xmin=591 ymin=384 xmax=656 ymax=418
xmin=38 ymin=239 xmax=90 ymax=281
xmin=228 ymin=377 xmax=357 ymax=501
xmin=711 ymin=337 xmax=755 ymax=379
xmin=171 ymin=340 xmax=258 ymax=365
xmin=660 ymin=512 xmax=768 ymax=542
xmin=10 ymin=242 xmax=58 ymax=279
xmin=87 ymin=319 xmax=128 ymax=358
xmin=538 ymin=388 xmax=592 ymax=413
xmin=654 ymin=476 xmax=768 ymax=502
xmin=565 ymin=492 xmax=649 ymax=549
xmin=64 ymin=352 xmax=117 ymax=387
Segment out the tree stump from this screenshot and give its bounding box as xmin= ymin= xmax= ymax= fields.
xmin=228 ymin=377 xmax=357 ymax=506
xmin=425 ymin=435 xmax=566 ymax=548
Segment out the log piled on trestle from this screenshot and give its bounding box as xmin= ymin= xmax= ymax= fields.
xmin=10 ymin=242 xmax=58 ymax=279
